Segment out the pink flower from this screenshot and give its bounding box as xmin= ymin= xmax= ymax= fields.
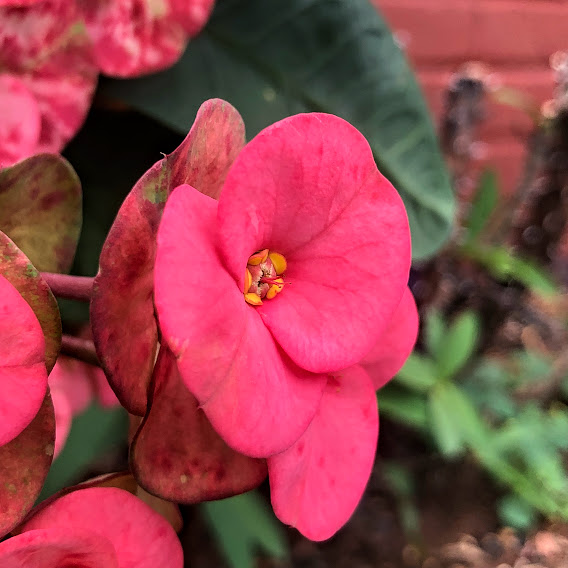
xmin=154 ymin=113 xmax=417 ymax=539
xmin=0 ymin=486 xmax=183 ymax=567
xmin=48 ymin=355 xmax=120 ymax=457
xmin=78 ymin=0 xmax=215 ymax=77
xmin=0 ymin=273 xmax=48 ymax=447
xmin=0 ymin=1 xmax=98 ymax=167
xmin=0 ymin=0 xmax=214 ymax=166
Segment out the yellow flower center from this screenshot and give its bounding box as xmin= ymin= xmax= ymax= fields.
xmin=243 ymin=249 xmax=287 ymax=306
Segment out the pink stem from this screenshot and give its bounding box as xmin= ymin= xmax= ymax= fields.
xmin=41 ymin=273 xmax=94 ymax=302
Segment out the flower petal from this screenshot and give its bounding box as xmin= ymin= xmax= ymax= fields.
xmin=361 ymin=287 xmax=419 ymax=390
xmin=155 ymin=184 xmax=327 ymax=457
xmin=217 ymin=113 xmax=411 ymax=373
xmin=91 ymin=99 xmax=244 ymax=415
xmin=131 ymin=347 xmax=267 ymax=503
xmin=48 ymin=356 xmax=93 ymax=416
xmin=19 ymin=487 xmax=183 ymax=568
xmin=79 ymin=0 xmax=213 ymax=78
xmin=0 ymin=528 xmax=119 ymax=568
xmin=0 ymin=274 xmax=47 ymax=445
xmin=268 ymin=365 xmax=378 ymax=541
xmin=0 ymin=75 xmax=41 ymax=167
xmin=0 ymin=1 xmax=98 ymax=156
xmin=46 ymin=382 xmax=72 ymax=458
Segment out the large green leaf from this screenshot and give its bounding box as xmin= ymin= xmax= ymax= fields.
xmin=102 ymin=0 xmax=454 ymax=260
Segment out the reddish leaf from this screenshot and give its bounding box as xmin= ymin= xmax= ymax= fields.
xmin=0 ymin=154 xmax=82 ymax=273
xmin=91 ymin=99 xmax=245 ymax=415
xmin=0 ymin=231 xmax=61 ymax=372
xmin=0 ymin=392 xmax=56 ymax=538
xmin=131 ymin=348 xmax=267 ymax=503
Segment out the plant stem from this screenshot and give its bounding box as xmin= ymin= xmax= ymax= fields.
xmin=41 ymin=273 xmax=94 ymax=302
xmin=60 ymin=335 xmax=100 ymax=367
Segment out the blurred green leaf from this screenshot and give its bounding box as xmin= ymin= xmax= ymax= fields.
xmin=498 ymin=494 xmax=536 ymax=531
xmin=38 ymin=404 xmax=128 ymax=501
xmin=428 ymin=385 xmax=465 ymax=457
xmin=464 ymin=170 xmax=498 ymax=244
xmin=425 ymin=310 xmax=445 ymax=360
xmin=396 ymin=353 xmax=437 ymax=392
xmin=382 ymin=463 xmax=421 ymax=540
xmin=202 ymin=490 xmax=289 ymax=568
xmin=428 ymin=383 xmax=488 ymax=457
xmin=463 ymin=360 xmax=517 ymax=421
xmin=463 ymin=245 xmax=558 ymax=296
xmin=103 ymin=0 xmax=454 ymax=260
xmin=378 ymin=386 xmax=429 ymax=431
xmin=436 ymin=311 xmax=480 ymax=379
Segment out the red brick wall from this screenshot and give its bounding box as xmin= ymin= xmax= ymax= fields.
xmin=374 ymin=0 xmax=568 ymax=193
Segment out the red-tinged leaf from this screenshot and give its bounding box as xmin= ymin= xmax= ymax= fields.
xmin=0 ymin=231 xmax=61 ymax=372
xmin=91 ymin=98 xmax=245 ymax=415
xmin=131 ymin=348 xmax=267 ymax=503
xmin=0 ymin=1 xmax=98 ymax=163
xmin=0 ymin=392 xmax=56 ymax=538
xmin=0 ymin=154 xmax=82 ymax=273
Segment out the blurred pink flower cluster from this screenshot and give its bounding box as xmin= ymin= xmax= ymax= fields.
xmin=49 ymin=354 xmax=120 ymax=457
xmin=0 ymin=0 xmax=214 ymax=167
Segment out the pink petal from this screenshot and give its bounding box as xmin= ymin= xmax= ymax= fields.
xmin=0 ymin=274 xmax=47 ymax=446
xmin=0 ymin=528 xmax=119 ymax=568
xmin=361 ymin=287 xmax=419 ymax=390
xmin=0 ymin=75 xmax=41 ymax=168
xmin=48 ymin=356 xmax=94 ymax=416
xmin=48 ymin=383 xmax=72 ymax=458
xmin=0 ymin=0 xmax=43 ymax=5
xmin=0 ymin=1 xmax=98 ymax=155
xmin=170 ymin=0 xmax=215 ymax=35
xmin=154 ymin=184 xmax=327 ymax=457
xmin=79 ymin=0 xmax=213 ymax=78
xmin=91 ymin=365 xmax=121 ymax=408
xmin=268 ymin=366 xmax=379 ymax=541
xmin=19 ymin=487 xmax=183 ymax=568
xmin=131 ymin=347 xmax=267 ymax=502
xmin=217 ymin=113 xmax=411 ymax=373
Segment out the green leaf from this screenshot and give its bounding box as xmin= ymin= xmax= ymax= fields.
xmin=38 ymin=404 xmax=128 ymax=501
xmin=464 ymin=169 xmax=498 ymax=244
xmin=425 ymin=310 xmax=446 ymax=359
xmin=436 ymin=311 xmax=480 ymax=378
xmin=102 ymin=0 xmax=455 ymax=260
xmin=202 ymin=491 xmax=289 ymax=568
xmin=498 ymin=494 xmax=536 ymax=531
xmin=428 ymin=383 xmax=488 ymax=456
xmin=396 ymin=353 xmax=437 ymax=392
xmin=463 ymin=245 xmax=558 ymax=296
xmin=377 ymin=386 xmax=429 ymax=431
